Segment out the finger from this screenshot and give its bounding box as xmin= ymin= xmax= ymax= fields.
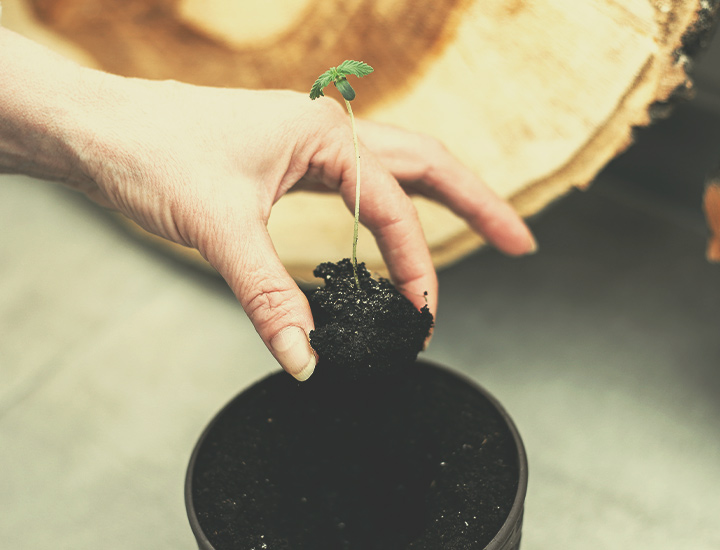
xmin=209 ymin=222 xmax=317 ymax=382
xmin=421 ymin=160 xmax=537 ymax=256
xmin=357 ymin=120 xmax=537 ymax=256
xmin=337 ymin=145 xmax=439 ymax=318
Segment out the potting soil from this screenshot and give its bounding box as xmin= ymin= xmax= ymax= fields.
xmin=191 ymin=363 xmax=519 ymax=549
xmin=307 ymin=259 xmax=434 ymax=379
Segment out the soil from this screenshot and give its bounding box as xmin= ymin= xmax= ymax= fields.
xmin=307 ymin=259 xmax=434 ymax=380
xmin=191 ymin=362 xmax=519 ymax=550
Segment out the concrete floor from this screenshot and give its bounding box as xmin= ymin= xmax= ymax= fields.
xmin=2 ymin=33 xmax=720 ymax=550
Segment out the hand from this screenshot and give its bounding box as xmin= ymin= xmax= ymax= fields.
xmin=79 ymin=78 xmax=535 ymax=380
xmin=0 ymin=28 xmax=535 ymax=380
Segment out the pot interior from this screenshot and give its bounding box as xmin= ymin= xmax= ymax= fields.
xmin=187 ymin=361 xmax=525 ymax=550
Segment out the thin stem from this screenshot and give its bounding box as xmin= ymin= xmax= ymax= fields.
xmin=345 ymin=98 xmax=361 ymax=289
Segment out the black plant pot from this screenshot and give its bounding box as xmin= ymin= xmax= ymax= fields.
xmin=185 ymin=360 xmax=528 ymax=550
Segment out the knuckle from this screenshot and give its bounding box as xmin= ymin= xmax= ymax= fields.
xmin=397 ymin=134 xmax=448 ymax=183
xmin=314 ymin=96 xmax=347 ymax=120
xmin=242 ymin=278 xmax=299 ymax=330
xmin=307 ymin=99 xmax=350 ymax=136
xmin=421 ymin=134 xmax=450 ymax=163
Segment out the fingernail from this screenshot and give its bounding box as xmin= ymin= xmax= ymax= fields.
xmin=270 ymin=326 xmax=316 ymax=382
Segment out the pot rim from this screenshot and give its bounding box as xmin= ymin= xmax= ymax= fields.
xmin=185 ymin=360 xmax=528 ymax=550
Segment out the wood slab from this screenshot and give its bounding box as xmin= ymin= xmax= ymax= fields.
xmin=3 ymin=0 xmax=718 ymax=280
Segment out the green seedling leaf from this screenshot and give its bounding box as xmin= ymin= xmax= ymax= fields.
xmin=336 ymin=60 xmax=374 ymax=79
xmin=309 ymin=60 xmax=374 ymax=102
xmin=310 ymin=70 xmax=335 ymax=100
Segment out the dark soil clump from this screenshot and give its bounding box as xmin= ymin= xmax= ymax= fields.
xmin=307 ymin=259 xmax=434 ymax=379
xmin=191 ymin=362 xmax=520 ymax=550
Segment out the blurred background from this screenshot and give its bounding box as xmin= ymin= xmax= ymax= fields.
xmin=428 ymin=28 xmax=720 ymax=548
xmin=1 ymin=3 xmax=719 ymax=550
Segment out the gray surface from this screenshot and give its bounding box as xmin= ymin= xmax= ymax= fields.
xmin=3 ymin=30 xmax=720 ymax=550
xmin=429 ymin=186 xmax=720 ymax=549
xmin=2 ymin=169 xmax=719 ymax=550
xmin=1 ymin=177 xmax=263 ymax=548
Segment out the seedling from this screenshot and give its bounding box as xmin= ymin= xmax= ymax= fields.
xmin=310 ymin=60 xmax=374 ymax=289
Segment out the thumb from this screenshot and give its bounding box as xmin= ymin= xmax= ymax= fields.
xmin=212 ymin=224 xmax=317 ymax=382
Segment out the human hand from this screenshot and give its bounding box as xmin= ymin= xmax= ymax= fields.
xmin=75 ymin=76 xmax=536 ymax=381
xmin=0 ymin=29 xmax=535 ymax=381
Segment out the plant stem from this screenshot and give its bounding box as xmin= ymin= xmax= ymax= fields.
xmin=345 ymin=98 xmax=361 ymax=289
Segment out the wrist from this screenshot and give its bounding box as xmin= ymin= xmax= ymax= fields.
xmin=0 ymin=27 xmax=104 ymax=191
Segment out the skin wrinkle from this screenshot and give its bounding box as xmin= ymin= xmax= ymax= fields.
xmin=183 ymin=197 xmax=232 ymax=263
xmin=290 ymin=106 xmax=356 ymax=195
xmin=369 ymin=215 xmax=409 ymax=249
xmin=276 ymin=145 xmax=311 ymax=201
xmin=300 ymin=137 xmax=351 ymax=195
xmin=243 ymin=285 xmax=299 ymax=326
xmin=356 ymin=172 xmax=419 ymax=239
xmin=190 ymin=200 xmax=249 ymax=266
xmin=271 ymin=99 xmax=346 ymax=203
xmin=239 ymin=268 xmax=313 ymax=343
xmin=362 ymin=194 xmax=436 ymax=312
xmin=276 ymin=108 xmax=348 ymax=198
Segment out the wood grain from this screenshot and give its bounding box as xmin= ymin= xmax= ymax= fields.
xmin=3 ymin=0 xmax=717 ymax=279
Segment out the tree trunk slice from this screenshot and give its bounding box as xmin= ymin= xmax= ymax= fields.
xmin=3 ymin=0 xmax=718 ymax=281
